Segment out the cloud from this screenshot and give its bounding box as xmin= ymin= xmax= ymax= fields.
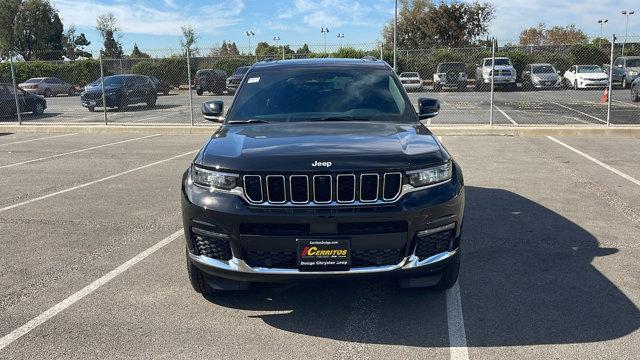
xmin=274 ymin=0 xmax=379 ymax=30
xmin=52 ymin=0 xmax=245 ymax=36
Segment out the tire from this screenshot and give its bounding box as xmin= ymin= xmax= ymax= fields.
xmin=196 ymin=89 xmax=203 ymax=96
xmin=632 ymin=87 xmax=640 ymax=102
xmin=433 ymin=83 xmax=442 ymax=92
xmin=68 ymin=87 xmax=76 ymax=96
xmin=163 ymin=89 xmax=170 ymax=96
xmin=116 ymin=99 xmax=128 ymax=112
xmin=32 ymin=102 xmax=44 ymax=115
xmin=573 ymin=80 xmax=578 ymax=91
xmin=147 ymin=96 xmax=157 ymax=108
xmin=432 ymin=251 xmax=461 ymax=290
xmin=88 ymin=106 xmax=95 ymax=112
xmin=186 ymin=249 xmax=219 ymax=296
xmin=457 ymin=84 xmax=466 ymax=92
xmin=622 ymin=77 xmax=628 ymax=89
xmin=44 ymin=88 xmax=52 ymax=98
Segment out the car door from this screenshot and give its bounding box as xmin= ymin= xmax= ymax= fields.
xmin=613 ymin=58 xmax=624 ymax=82
xmin=0 ymin=84 xmax=15 ymax=115
xmin=53 ymin=78 xmax=66 ymax=94
xmin=5 ymin=85 xmax=28 ymax=114
xmin=124 ymin=77 xmax=139 ymax=104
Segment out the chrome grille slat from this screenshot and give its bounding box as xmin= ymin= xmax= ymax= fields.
xmin=245 ymin=172 xmax=403 ymax=206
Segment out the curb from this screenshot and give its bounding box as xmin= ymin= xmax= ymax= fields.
xmin=2 ymin=124 xmax=640 ymax=137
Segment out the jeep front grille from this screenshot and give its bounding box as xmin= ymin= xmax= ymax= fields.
xmin=242 ymin=172 xmax=403 ymax=205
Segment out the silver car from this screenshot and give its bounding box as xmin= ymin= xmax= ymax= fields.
xmin=521 ymin=64 xmax=562 ymax=90
xmin=18 ymin=77 xmax=77 ymax=97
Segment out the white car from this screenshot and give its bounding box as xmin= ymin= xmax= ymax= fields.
xmin=398 ymin=72 xmax=423 ymax=91
xmin=563 ymin=65 xmax=609 ymax=90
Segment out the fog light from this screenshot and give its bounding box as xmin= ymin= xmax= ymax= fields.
xmin=417 ymin=222 xmax=455 ymax=237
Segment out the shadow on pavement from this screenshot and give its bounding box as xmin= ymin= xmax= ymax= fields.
xmin=204 ymin=186 xmax=639 ymax=347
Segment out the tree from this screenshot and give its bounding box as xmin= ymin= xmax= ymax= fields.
xmin=255 ymin=42 xmax=279 ymax=57
xmin=296 ymin=44 xmax=311 ymax=55
xmin=546 ymin=25 xmax=587 ymax=45
xmin=11 ymin=0 xmax=65 ymax=60
xmin=180 ymin=25 xmax=198 ymax=55
xmin=0 ymin=0 xmax=21 ymax=55
xmin=130 ymin=43 xmax=150 ymax=58
xmin=226 ymin=42 xmax=240 ymax=56
xmin=382 ymin=0 xmax=494 ymax=49
xmin=96 ymin=12 xmax=123 ymax=58
xmin=519 ymin=23 xmax=545 ymax=46
xmin=74 ymin=33 xmax=92 ymax=58
xmin=62 ymin=25 xmax=77 ymax=60
xmin=519 ymin=24 xmax=587 ymax=46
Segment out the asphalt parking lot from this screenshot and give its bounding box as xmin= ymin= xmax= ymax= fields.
xmin=0 ymin=131 xmax=638 ymax=359
xmin=1 ymin=87 xmax=638 ymax=126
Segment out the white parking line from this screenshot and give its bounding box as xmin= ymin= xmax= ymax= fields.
xmin=0 ymin=229 xmax=183 ymax=351
xmin=613 ymin=99 xmax=640 ymax=108
xmin=447 ymin=282 xmax=470 ymax=360
xmin=130 ymin=111 xmax=184 ymax=123
xmin=547 ymin=136 xmax=640 ymax=186
xmin=550 ymin=102 xmax=606 ymax=124
xmin=0 ymin=149 xmax=198 ymax=213
xmin=0 ymin=134 xmax=160 ymax=169
xmin=0 ymin=133 xmax=77 ymax=147
xmin=493 ymin=105 xmax=518 ymax=125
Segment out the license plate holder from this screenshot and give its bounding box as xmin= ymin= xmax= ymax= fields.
xmin=297 ymin=238 xmax=351 ymax=271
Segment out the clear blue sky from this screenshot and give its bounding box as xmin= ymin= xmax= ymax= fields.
xmin=51 ymin=0 xmax=640 ymax=55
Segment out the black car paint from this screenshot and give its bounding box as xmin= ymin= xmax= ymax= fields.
xmin=0 ymin=83 xmax=47 ymax=116
xmin=225 ymin=66 xmax=250 ymax=94
xmin=80 ymin=75 xmax=157 ymax=110
xmin=181 ymin=58 xmax=464 ymax=289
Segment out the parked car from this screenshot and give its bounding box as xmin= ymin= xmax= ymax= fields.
xmin=632 ymin=77 xmax=640 ymax=102
xmin=0 ymin=83 xmax=46 ymax=116
xmin=150 ymin=76 xmax=172 ymax=95
xmin=195 ymin=69 xmax=227 ymax=95
xmin=563 ymin=65 xmax=609 ymax=90
xmin=183 ymin=58 xmax=464 ymax=296
xmin=398 ymin=72 xmax=423 ymax=91
xmin=433 ymin=62 xmax=467 ymax=91
xmin=521 ymin=63 xmax=562 ymax=90
xmin=603 ymin=56 xmax=640 ymax=88
xmin=225 ymin=66 xmax=250 ymax=94
xmin=475 ymin=57 xmax=516 ymax=91
xmin=18 ymin=77 xmax=76 ymax=97
xmin=80 ymin=74 xmax=157 ymax=112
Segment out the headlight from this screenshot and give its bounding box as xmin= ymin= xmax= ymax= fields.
xmin=191 ymin=165 xmax=238 ymax=190
xmin=408 ymin=162 xmax=452 ymax=187
xmin=532 ymin=76 xmax=541 ymax=82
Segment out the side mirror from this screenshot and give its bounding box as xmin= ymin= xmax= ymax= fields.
xmin=201 ymin=100 xmax=224 ymax=122
xmin=417 ymin=97 xmax=440 ymax=120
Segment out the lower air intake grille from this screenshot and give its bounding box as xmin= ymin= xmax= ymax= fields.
xmin=415 ymin=229 xmax=453 ymax=260
xmin=192 ymin=231 xmax=232 ymax=261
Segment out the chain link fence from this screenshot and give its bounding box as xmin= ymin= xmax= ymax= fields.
xmin=1 ymin=37 xmax=638 ymax=126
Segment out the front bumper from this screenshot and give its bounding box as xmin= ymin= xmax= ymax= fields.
xmin=401 ymin=83 xmax=423 ymax=90
xmin=484 ymin=76 xmax=516 ymax=85
xmin=181 ymin=163 xmax=465 ymax=283
xmin=80 ymin=93 xmax=119 ymax=108
xmin=532 ymin=81 xmax=562 ymax=89
xmin=578 ymin=79 xmax=609 ymax=88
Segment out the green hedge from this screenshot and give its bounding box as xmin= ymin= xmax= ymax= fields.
xmin=130 ymin=58 xmax=188 ymax=87
xmin=0 ymin=60 xmax=101 ymax=86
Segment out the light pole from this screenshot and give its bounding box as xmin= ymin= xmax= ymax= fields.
xmin=273 ymin=36 xmax=283 ymax=60
xmin=321 ymin=27 xmax=329 ymax=55
xmin=598 ymin=19 xmax=608 ymax=48
xmin=245 ymin=30 xmax=255 ymax=57
xmin=337 ymin=33 xmax=345 ymax=48
xmin=393 ymin=0 xmax=397 ymax=72
xmin=621 ymin=10 xmax=635 ymax=56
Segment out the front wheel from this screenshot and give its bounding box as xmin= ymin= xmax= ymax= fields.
xmin=632 ymin=87 xmax=640 ymax=102
xmin=146 ymin=97 xmax=157 ymax=108
xmin=68 ymin=87 xmax=76 ymax=96
xmin=44 ymin=88 xmax=52 ymax=97
xmin=622 ymin=77 xmax=628 ymax=89
xmin=196 ymin=89 xmax=203 ymax=96
xmin=573 ymin=80 xmax=578 ymax=90
xmin=88 ymin=106 xmax=95 ymax=112
xmin=32 ymin=102 xmax=45 ymax=115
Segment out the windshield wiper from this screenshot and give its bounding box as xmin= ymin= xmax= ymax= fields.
xmin=319 ymin=116 xmax=369 ymax=122
xmin=227 ymin=119 xmax=270 ymax=124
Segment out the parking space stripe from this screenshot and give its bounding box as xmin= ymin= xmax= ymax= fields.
xmin=493 ymin=105 xmax=517 ymax=125
xmin=547 ymin=136 xmax=640 ymax=186
xmin=0 ymin=134 xmax=160 ymax=169
xmin=0 ymin=149 xmax=198 ymax=213
xmin=447 ymin=282 xmax=469 ymax=360
xmin=550 ymin=102 xmax=606 ymax=124
xmin=0 ymin=133 xmax=77 ymax=147
xmin=0 ymin=229 xmax=183 ymax=351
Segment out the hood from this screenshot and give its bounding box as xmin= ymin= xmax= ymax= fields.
xmin=577 ymin=72 xmax=607 ymax=79
xmin=627 ymin=67 xmax=640 ymax=72
xmin=533 ymin=73 xmax=559 ymax=80
xmin=484 ymin=65 xmax=514 ymax=71
xmin=227 ymin=74 xmax=245 ymax=81
xmin=196 ymin=122 xmax=444 ymax=172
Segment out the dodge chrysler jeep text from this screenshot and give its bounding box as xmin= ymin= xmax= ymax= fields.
xmin=181 ymin=58 xmax=465 ymax=295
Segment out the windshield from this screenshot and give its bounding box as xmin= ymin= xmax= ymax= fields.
xmin=90 ymin=76 xmax=127 ymax=87
xmin=234 ymin=67 xmax=250 ymax=75
xmin=627 ymin=59 xmax=640 ymax=67
xmin=485 ymin=58 xmax=511 ymax=66
xmin=400 ymin=72 xmax=419 ymax=78
xmin=226 ymin=68 xmax=414 ymax=123
xmin=532 ymin=65 xmax=555 ymax=74
xmin=577 ymin=65 xmax=603 ymax=73
xmin=438 ymin=63 xmax=465 ymax=72
xmin=24 ymin=78 xmax=43 ymax=84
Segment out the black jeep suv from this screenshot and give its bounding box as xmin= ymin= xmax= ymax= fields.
xmin=182 ymin=58 xmax=465 ymax=295
xmin=81 ymin=74 xmax=157 ymax=112
xmin=195 ymin=69 xmax=227 ymax=96
xmin=225 ymin=66 xmax=250 ymax=95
